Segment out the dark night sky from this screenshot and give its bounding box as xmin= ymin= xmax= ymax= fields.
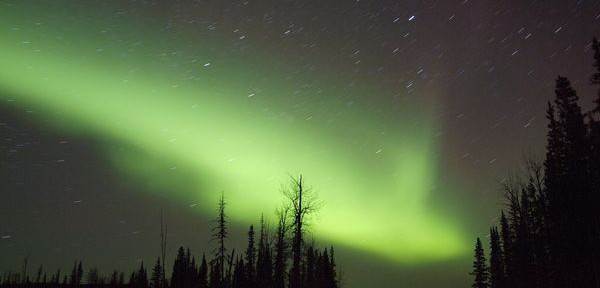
xmin=1 ymin=1 xmax=599 ymax=287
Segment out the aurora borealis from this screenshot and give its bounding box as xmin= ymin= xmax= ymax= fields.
xmin=1 ymin=1 xmax=599 ymax=287
xmin=0 ymin=0 xmax=467 ymax=260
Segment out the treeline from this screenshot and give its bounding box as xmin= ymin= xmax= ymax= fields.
xmin=470 ymin=38 xmax=600 ymax=288
xmin=1 ymin=176 xmax=339 ymax=288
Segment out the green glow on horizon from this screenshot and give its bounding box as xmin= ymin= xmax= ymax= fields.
xmin=0 ymin=2 xmax=468 ymax=263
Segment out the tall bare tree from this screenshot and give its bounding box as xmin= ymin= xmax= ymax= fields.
xmin=283 ymin=175 xmax=320 ymax=288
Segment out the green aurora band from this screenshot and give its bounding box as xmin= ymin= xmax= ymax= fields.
xmin=0 ymin=2 xmax=468 ymax=263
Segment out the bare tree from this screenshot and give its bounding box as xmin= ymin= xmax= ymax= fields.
xmin=282 ymin=175 xmax=321 ymax=288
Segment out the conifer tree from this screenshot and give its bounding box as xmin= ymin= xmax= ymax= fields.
xmin=69 ymin=262 xmax=76 ymax=286
xmin=53 ymin=269 xmax=61 ymax=285
xmin=328 ymin=247 xmax=338 ymax=288
xmin=190 ymin=255 xmax=200 ymax=288
xmin=211 ymin=193 xmax=228 ymax=288
xmin=587 ymin=36 xmax=600 ymax=288
xmin=317 ymin=249 xmax=331 ymax=288
xmin=150 ymin=257 xmax=163 ymax=288
xmin=256 ymin=216 xmax=273 ymax=288
xmin=489 ymin=227 xmax=505 ymax=288
xmin=303 ymin=245 xmax=316 ymax=288
xmin=471 ymin=238 xmax=488 ymax=288
xmin=131 ymin=262 xmax=148 ymax=288
xmin=209 ymin=262 xmax=222 ymax=288
xmin=546 ymin=76 xmax=591 ymax=287
xmin=35 ymin=265 xmax=43 ymax=284
xmin=77 ymin=261 xmax=83 ymax=286
xmin=245 ymin=225 xmax=256 ymax=288
xmin=232 ymin=257 xmax=246 ymax=288
xmin=171 ymin=247 xmax=187 ymax=287
xmin=69 ymin=261 xmax=83 ymax=286
xmin=199 ymin=254 xmax=209 ymax=288
xmin=273 ymin=208 xmax=289 ymax=288
xmin=591 ymin=37 xmax=600 ymax=109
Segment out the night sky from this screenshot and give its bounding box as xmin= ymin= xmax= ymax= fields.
xmin=0 ymin=1 xmax=599 ymax=287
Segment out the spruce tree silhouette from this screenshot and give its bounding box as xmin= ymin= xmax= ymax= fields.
xmin=171 ymin=247 xmax=186 ymax=288
xmin=245 ymin=225 xmax=256 ymax=288
xmin=587 ymin=37 xmax=600 ymax=287
xmin=488 ymin=227 xmax=504 ymax=288
xmin=328 ymin=247 xmax=338 ymax=288
xmin=273 ymin=207 xmax=289 ymax=288
xmin=130 ymin=262 xmax=148 ymax=288
xmin=211 ymin=193 xmax=228 ymax=288
xmin=199 ymin=255 xmax=209 ymax=288
xmin=498 ymin=211 xmax=513 ymax=287
xmin=471 ymin=238 xmax=488 ymax=288
xmin=547 ymin=76 xmax=590 ymax=288
xmin=150 ymin=258 xmax=163 ymax=288
xmin=256 ymin=216 xmax=273 ymax=288
xmin=591 ymin=38 xmax=600 ymax=108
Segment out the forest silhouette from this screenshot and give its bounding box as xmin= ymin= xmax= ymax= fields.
xmin=0 ymin=176 xmax=339 ymax=288
xmin=470 ymin=37 xmax=600 ymax=288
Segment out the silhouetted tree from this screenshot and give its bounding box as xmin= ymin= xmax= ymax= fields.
xmin=53 ymin=269 xmax=61 ymax=285
xmin=489 ymin=227 xmax=504 ymax=288
xmin=209 ymin=261 xmax=223 ymax=288
xmin=69 ymin=261 xmax=83 ymax=286
xmin=130 ymin=262 xmax=148 ymax=288
xmin=211 ymin=193 xmax=228 ymax=288
xmin=171 ymin=246 xmax=199 ymax=288
xmin=471 ymin=238 xmax=488 ymax=288
xmin=232 ymin=257 xmax=246 ymax=288
xmin=329 ymin=247 xmax=338 ymax=288
xmin=591 ymin=38 xmax=600 ymax=109
xmin=498 ymin=210 xmax=513 ymax=286
xmin=283 ymin=175 xmax=320 ymax=288
xmin=314 ymin=249 xmax=336 ymax=288
xmin=35 ymin=265 xmax=43 ymax=284
xmin=0 ymin=180 xmax=339 ymax=288
xmin=588 ymin=37 xmax=600 ymax=286
xmin=199 ymin=254 xmax=209 ymax=288
xmin=245 ymin=225 xmax=256 ymax=288
xmin=303 ymin=245 xmax=316 ymax=288
xmin=546 ymin=76 xmax=591 ymax=287
xmin=150 ymin=257 xmax=163 ymax=288
xmin=256 ymin=216 xmax=273 ymax=288
xmin=273 ymin=207 xmax=290 ymax=288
